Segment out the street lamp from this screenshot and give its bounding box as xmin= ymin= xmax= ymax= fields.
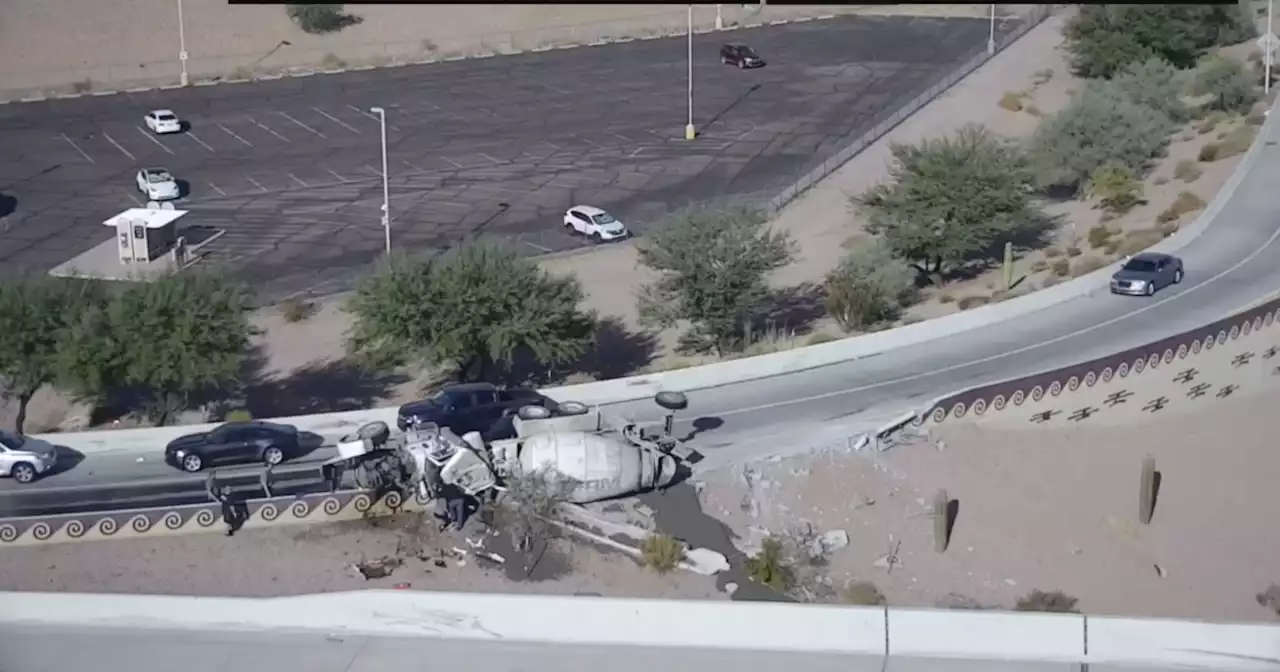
xmin=715 ymin=4 xmax=723 ymax=31
xmin=177 ymin=0 xmax=189 ymax=86
xmin=1267 ymin=0 xmax=1274 ymax=95
xmin=686 ymin=5 xmax=696 ymax=140
xmin=370 ymin=106 xmax=391 ymax=255
xmin=987 ymin=4 xmax=996 ymax=55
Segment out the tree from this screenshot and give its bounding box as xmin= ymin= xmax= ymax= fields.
xmin=824 ymin=241 xmax=917 ymax=332
xmin=635 ymin=207 xmax=795 ymax=356
xmin=285 ymin=4 xmax=360 ymax=35
xmin=1113 ymin=57 xmax=1190 ymax=123
xmin=495 ymin=465 xmax=575 ymax=577
xmin=1028 ymin=82 xmax=1175 ymax=193
xmin=346 ymin=241 xmax=593 ymax=382
xmin=1191 ymin=55 xmax=1259 ymax=113
xmin=1065 ymin=5 xmax=1256 ymax=79
xmin=856 ymin=125 xmax=1036 ymax=278
xmin=0 ymin=278 xmax=100 ymax=433
xmin=57 ymin=274 xmax=253 ymax=426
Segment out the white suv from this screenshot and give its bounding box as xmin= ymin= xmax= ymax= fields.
xmin=0 ymin=430 xmax=58 ymax=484
xmin=136 ymin=167 xmax=180 ymax=201
xmin=563 ymin=206 xmax=629 ymax=242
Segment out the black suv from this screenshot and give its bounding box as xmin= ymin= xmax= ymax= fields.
xmin=720 ymin=43 xmax=765 ymax=69
xmin=164 ymin=421 xmax=301 ymax=473
xmin=396 ymin=383 xmax=549 ymax=437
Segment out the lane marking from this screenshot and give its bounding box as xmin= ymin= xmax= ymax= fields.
xmin=442 ymin=156 xmax=463 ymax=169
xmin=250 ymin=118 xmax=291 ymax=143
xmin=186 ymin=132 xmax=216 ymax=152
xmin=207 ymin=181 xmax=227 ymax=196
xmin=365 ymin=164 xmax=383 ymax=177
xmin=288 ymin=173 xmax=308 ymax=187
xmin=326 ymin=168 xmax=348 ymax=182
xmin=102 ymin=132 xmax=135 ymax=160
xmin=402 ymin=160 xmax=425 ymax=172
xmin=218 ymin=123 xmax=254 ymax=147
xmin=479 ymin=152 xmax=502 ymax=165
xmin=629 ymin=148 xmax=645 ymax=158
xmin=347 ymin=104 xmax=400 ymax=131
xmin=126 ymin=190 xmax=143 ymax=206
xmin=277 ymin=111 xmax=327 ymax=139
xmin=136 ymin=126 xmax=175 ymax=154
xmin=313 ymin=107 xmax=361 ymax=134
xmin=59 ymin=133 xmax=95 ymax=164
xmin=706 ymin=219 xmax=1280 ymax=420
xmin=245 ymin=176 xmax=268 ymax=192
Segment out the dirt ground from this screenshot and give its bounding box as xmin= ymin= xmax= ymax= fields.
xmin=694 ymin=384 xmax=1280 ymax=622
xmin=0 ymin=513 xmax=722 ymax=600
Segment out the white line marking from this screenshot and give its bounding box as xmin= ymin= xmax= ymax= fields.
xmin=218 ymin=123 xmax=253 ymax=147
xmin=312 ymin=107 xmax=361 ymax=134
xmin=365 ymin=164 xmax=383 ymax=177
xmin=479 ymin=153 xmax=502 ymax=165
xmin=288 ymin=173 xmax=308 ymax=187
xmin=629 ymin=148 xmax=644 ymax=158
xmin=207 ymin=181 xmax=227 ymax=196
xmin=402 ymin=160 xmax=425 ymax=172
xmin=250 ymin=118 xmax=291 ymax=143
xmin=442 ymin=156 xmax=463 ymax=169
xmin=136 ymin=126 xmax=175 ymax=154
xmin=326 ymin=168 xmax=348 ymax=182
xmin=277 ymin=111 xmax=327 ymax=139
xmin=245 ymin=176 xmax=268 ymax=192
xmin=524 ymin=240 xmax=553 ymax=253
xmin=101 ymin=132 xmax=135 ymax=160
xmin=579 ymin=136 xmax=605 ymax=149
xmin=126 ymin=191 xmax=143 ymax=206
xmin=711 ymin=219 xmax=1280 ymax=420
xmin=346 ymin=104 xmax=400 ymax=131
xmin=59 ymin=133 xmax=95 ymax=164
xmin=186 ymin=132 xmax=216 ymax=152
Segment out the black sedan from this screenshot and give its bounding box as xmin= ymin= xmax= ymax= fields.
xmin=164 ymin=421 xmax=301 ymax=473
xmin=1109 ymin=252 xmax=1184 ymax=297
xmin=396 ymin=382 xmax=549 ymax=438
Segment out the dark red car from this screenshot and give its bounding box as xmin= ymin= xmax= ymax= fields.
xmin=720 ymin=43 xmax=765 ymax=69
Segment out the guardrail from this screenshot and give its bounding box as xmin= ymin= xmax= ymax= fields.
xmin=3 ymin=590 xmax=1278 ymax=669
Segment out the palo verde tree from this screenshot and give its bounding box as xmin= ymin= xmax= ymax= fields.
xmin=635 ymin=207 xmax=795 ymax=356
xmin=346 ymin=241 xmax=594 ymax=382
xmin=57 ymin=273 xmax=253 ymax=426
xmin=856 ymin=124 xmax=1036 ymax=278
xmin=1065 ymin=4 xmax=1256 ymax=79
xmin=0 ymin=277 xmax=101 ymax=433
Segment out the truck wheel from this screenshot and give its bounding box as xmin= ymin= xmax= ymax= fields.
xmin=518 ymin=405 xmax=553 ymax=420
xmin=655 ymin=391 xmax=689 ymax=411
xmin=557 ymin=401 xmax=589 ymax=416
xmin=357 ymin=421 xmax=390 ymax=444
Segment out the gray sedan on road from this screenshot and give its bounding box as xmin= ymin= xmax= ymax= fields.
xmin=1110 ymin=252 xmax=1184 ymax=296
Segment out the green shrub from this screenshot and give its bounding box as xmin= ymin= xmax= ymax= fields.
xmin=1199 ymin=143 xmax=1221 ymax=162
xmin=1112 ymin=57 xmax=1189 ymax=123
xmin=1086 ymin=224 xmax=1115 ymax=249
xmin=279 ymin=296 xmax=319 ymax=323
xmin=1064 ymin=5 xmax=1255 ymax=79
xmin=745 ymin=537 xmax=794 ymax=592
xmin=641 ymin=534 xmax=685 ymax=574
xmin=824 ymin=242 xmax=917 ymax=333
xmin=1087 ymin=163 xmax=1145 ymax=214
xmin=1051 ymin=258 xmax=1071 ymax=277
xmin=843 ymin=581 xmax=887 ymax=606
xmin=1015 ymin=590 xmax=1080 ymax=613
xmin=1192 ymin=55 xmax=1259 ymax=114
xmin=1173 ymin=159 xmax=1202 ymax=182
xmin=286 ymin=3 xmax=361 ymax=35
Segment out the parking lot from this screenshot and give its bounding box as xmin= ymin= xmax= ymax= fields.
xmin=0 ymin=14 xmax=1008 ymax=300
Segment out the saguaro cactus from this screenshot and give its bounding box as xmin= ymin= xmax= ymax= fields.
xmin=1139 ymin=456 xmax=1157 ymax=525
xmin=933 ymin=488 xmax=951 ymax=553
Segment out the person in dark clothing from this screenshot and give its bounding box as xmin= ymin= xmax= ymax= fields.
xmin=260 ymin=463 xmax=275 ymax=499
xmin=438 ymin=483 xmax=475 ymax=531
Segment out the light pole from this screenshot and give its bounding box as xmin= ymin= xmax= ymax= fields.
xmin=370 ymin=106 xmax=391 ymax=255
xmin=1267 ymin=0 xmax=1274 ymax=95
xmin=177 ymin=0 xmax=189 ymax=86
xmin=686 ymin=5 xmax=696 ymax=140
xmin=987 ymin=4 xmax=996 ymax=55
xmin=715 ymin=4 xmax=723 ymax=30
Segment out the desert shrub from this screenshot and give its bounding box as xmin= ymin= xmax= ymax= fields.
xmin=843 ymin=581 xmax=887 ymax=606
xmin=225 ymin=409 xmax=253 ymax=422
xmin=1256 ymin=584 xmax=1280 ymax=616
xmin=320 ymin=52 xmax=346 ymax=69
xmin=1087 ymin=224 xmax=1115 ymax=249
xmin=1064 ymin=5 xmax=1256 ymax=78
xmin=1026 ymin=104 xmax=1043 ymax=117
xmin=1113 ymin=57 xmax=1189 ymax=122
xmin=805 ymin=332 xmax=838 ymax=346
xmin=1065 ymin=245 xmax=1083 ymax=257
xmin=1114 ymin=229 xmax=1167 ymax=256
xmin=937 ymin=293 xmax=956 ymax=304
xmin=1173 ymin=159 xmax=1203 ymax=182
xmin=641 ymin=534 xmax=685 ymax=574
xmin=1087 ymin=163 xmax=1145 ymax=214
xmin=1044 ymin=247 xmax=1063 ymax=258
xmin=1169 ymin=190 xmax=1208 ymax=218
xmin=1032 ymin=68 xmax=1055 ymax=86
xmin=1192 ymin=55 xmax=1259 ymax=113
xmin=1042 ymin=275 xmax=1064 ymax=288
xmin=956 ymin=295 xmax=991 ymax=310
xmin=279 ymin=296 xmax=318 ymax=323
xmin=1246 ymin=110 xmax=1267 ymax=125
xmin=286 ymin=3 xmax=361 ymax=35
xmin=998 ymin=92 xmax=1024 ymax=112
xmin=1015 ymin=589 xmax=1080 ymax=613
xmin=824 ymin=241 xmax=917 ymax=332
xmin=1071 ymin=257 xmax=1109 ymax=277
xmin=745 ymin=537 xmax=795 ymax=593
xmin=1199 ymin=142 xmax=1221 ymax=162
xmin=1217 ymin=125 xmax=1257 ymax=159
xmin=1156 ymin=220 xmax=1180 ymax=237
xmin=1030 ymin=259 xmax=1050 ymax=273
xmin=1051 ymin=258 xmax=1071 ymax=277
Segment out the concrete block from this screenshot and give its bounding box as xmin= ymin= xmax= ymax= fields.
xmin=887 ymin=609 xmax=1084 ymax=661
xmin=1086 ymin=616 xmax=1280 ymax=670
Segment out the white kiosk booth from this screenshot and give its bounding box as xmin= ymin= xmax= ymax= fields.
xmin=108 ymin=206 xmax=188 ymax=264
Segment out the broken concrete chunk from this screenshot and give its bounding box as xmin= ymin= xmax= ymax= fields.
xmin=810 ymin=530 xmax=850 ymax=556
xmin=352 ymin=556 xmax=401 ymax=580
xmin=633 ymin=504 xmax=655 ymax=519
xmin=683 ymin=548 xmax=730 ymax=575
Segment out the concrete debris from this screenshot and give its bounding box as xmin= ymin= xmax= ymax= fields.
xmin=873 ymin=555 xmax=893 ymax=569
xmin=684 ymin=548 xmax=731 ymax=575
xmin=810 ymin=530 xmax=850 ymax=556
xmin=633 ymin=504 xmax=655 ymax=519
xmin=724 ymin=582 xmax=739 ymax=595
xmin=464 ymin=537 xmax=485 ymax=549
xmin=450 ymin=547 xmax=469 ymax=557
xmin=1154 ymin=563 xmax=1167 ymax=578
xmin=1004 ymin=578 xmax=1018 ymax=586
xmin=351 ymin=556 xmax=402 ymax=580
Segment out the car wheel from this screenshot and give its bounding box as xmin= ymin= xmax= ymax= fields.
xmin=1145 ymin=283 xmax=1155 ymax=296
xmin=1173 ymin=269 xmax=1184 ymax=284
xmin=11 ymin=462 xmax=36 ymax=484
xmin=590 ymin=232 xmax=603 ymax=243
xmin=263 ymin=446 xmax=285 ymax=466
xmin=738 ymin=60 xmax=746 ymax=69
xmin=181 ymin=454 xmax=204 ymax=473
xmin=721 ymin=56 xmax=728 ymax=64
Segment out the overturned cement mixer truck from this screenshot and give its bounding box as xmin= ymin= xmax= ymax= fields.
xmin=320 ymin=391 xmax=695 ymax=504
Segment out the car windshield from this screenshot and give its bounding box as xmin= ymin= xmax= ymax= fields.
xmin=148 ymin=171 xmax=173 ymax=183
xmin=591 ymin=213 xmax=617 ymax=225
xmin=740 ymin=47 xmax=758 ymax=57
xmin=0 ymin=430 xmax=25 ymax=450
xmin=1123 ymin=259 xmax=1158 ymax=273
xmin=157 ymin=114 xmax=177 ymax=122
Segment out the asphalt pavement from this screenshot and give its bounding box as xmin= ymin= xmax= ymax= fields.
xmin=0 ymin=15 xmax=1003 ymax=301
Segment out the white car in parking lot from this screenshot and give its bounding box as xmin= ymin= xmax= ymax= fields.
xmin=0 ymin=430 xmax=58 ymax=484
xmin=136 ymin=167 xmax=180 ymax=201
xmin=563 ymin=205 xmax=630 ymax=242
xmin=144 ymin=109 xmax=182 ymax=134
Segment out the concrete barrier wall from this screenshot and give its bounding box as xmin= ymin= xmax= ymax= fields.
xmin=3 ymin=590 xmax=1278 ymax=668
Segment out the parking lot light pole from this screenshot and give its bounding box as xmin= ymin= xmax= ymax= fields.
xmin=1267 ymin=0 xmax=1274 ymax=95
xmin=987 ymin=4 xmax=996 ymax=55
xmin=370 ymin=106 xmax=391 ymax=255
xmin=177 ymin=0 xmax=189 ymax=86
xmin=686 ymin=5 xmax=696 ymax=140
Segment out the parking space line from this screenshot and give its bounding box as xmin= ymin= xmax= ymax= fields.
xmin=102 ymin=132 xmax=136 ymax=160
xmin=136 ymin=126 xmax=176 ymax=155
xmin=277 ymin=112 xmax=327 ymax=139
xmin=346 ymin=104 xmax=400 ymax=131
xmin=186 ymin=132 xmax=216 ymax=152
xmin=629 ymin=148 xmax=645 ymax=158
xmin=402 ymin=160 xmax=425 ymax=173
xmin=478 ymin=153 xmax=502 ymax=165
xmin=245 ymin=176 xmax=268 ymax=192
xmin=218 ymin=123 xmax=254 ymax=147
xmin=313 ymin=107 xmax=361 ymax=134
xmin=288 ymin=173 xmax=308 ymax=187
xmin=442 ymin=156 xmax=463 ymax=169
xmin=326 ymin=168 xmax=348 ymax=182
xmin=365 ymin=164 xmax=383 ymax=177
xmin=250 ymin=118 xmax=291 ymax=143
xmin=59 ymin=133 xmax=96 ymax=164
xmin=207 ymin=181 xmax=227 ymax=196
xmin=126 ymin=191 xmax=143 ymax=206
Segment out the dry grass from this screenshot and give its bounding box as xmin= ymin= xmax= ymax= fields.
xmin=998 ymin=91 xmax=1024 ymax=112
xmin=843 ymin=581 xmax=887 ymax=606
xmin=1070 ymin=256 xmax=1108 ymax=278
xmin=1173 ymin=159 xmax=1203 ymax=182
xmin=1107 ymin=229 xmax=1167 ymax=257
xmin=956 ymin=295 xmax=991 ymax=310
xmin=640 ymin=534 xmax=685 ymax=574
xmin=279 ymin=296 xmax=319 ymax=323
xmin=1050 ymin=258 xmax=1070 ymax=277
xmin=1157 ymin=191 xmax=1207 ymax=224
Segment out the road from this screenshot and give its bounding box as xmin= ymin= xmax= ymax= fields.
xmin=0 ymin=15 xmax=1001 ymax=301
